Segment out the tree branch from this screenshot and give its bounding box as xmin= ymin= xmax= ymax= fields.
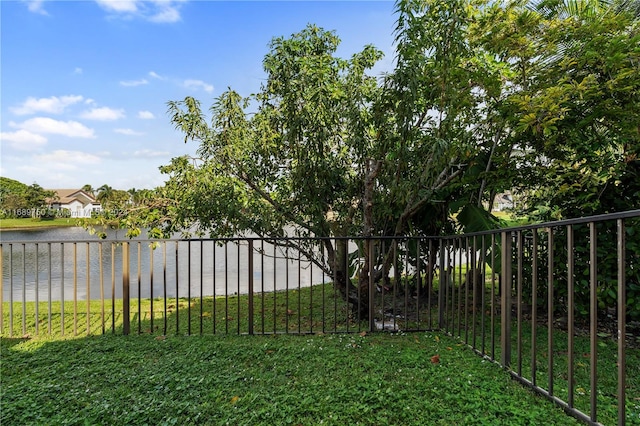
xmin=393 ymin=164 xmax=464 ymax=235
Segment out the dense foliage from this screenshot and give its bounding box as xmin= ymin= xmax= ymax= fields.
xmin=0 ymin=177 xmax=57 ymax=218
xmin=485 ymin=0 xmax=640 ymax=320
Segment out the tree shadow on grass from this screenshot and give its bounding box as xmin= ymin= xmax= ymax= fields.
xmin=127 ymin=284 xmax=355 ymax=336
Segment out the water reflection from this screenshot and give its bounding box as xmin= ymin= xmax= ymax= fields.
xmin=1 ymin=227 xmax=327 ymax=302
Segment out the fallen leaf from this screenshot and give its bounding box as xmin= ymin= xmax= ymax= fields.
xmin=155 ymin=335 xmax=166 ymax=341
xmin=230 ymin=396 xmax=240 ymax=405
xmin=287 ymin=309 xmax=295 ymax=316
xmin=359 ymin=331 xmax=367 ymax=337
xmin=434 ymin=335 xmax=440 ymax=343
xmin=446 ymin=347 xmax=452 ymax=351
xmin=431 ymin=354 xmax=440 ymax=364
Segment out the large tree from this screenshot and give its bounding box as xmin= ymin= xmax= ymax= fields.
xmin=134 ymin=26 xmax=386 ymax=308
xmin=513 ymin=0 xmax=640 ymax=219
xmin=461 ymin=0 xmax=640 ymax=218
xmin=115 ymin=4 xmax=507 ymax=315
xmin=112 ymin=0 xmax=639 ymax=317
xmin=120 ymin=18 xmax=475 ymax=306
xmin=0 ymin=178 xmax=56 ymax=218
xmin=470 ymin=0 xmax=640 ymax=318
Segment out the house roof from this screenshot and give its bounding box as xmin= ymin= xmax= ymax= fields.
xmin=495 ymin=193 xmax=512 ymax=203
xmin=47 ymin=189 xmax=98 ymax=205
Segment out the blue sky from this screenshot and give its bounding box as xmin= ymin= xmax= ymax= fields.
xmin=1 ymin=0 xmax=396 ymax=191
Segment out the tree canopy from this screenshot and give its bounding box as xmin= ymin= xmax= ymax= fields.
xmin=107 ymin=0 xmax=640 ymax=239
xmin=95 ymin=0 xmax=639 ymax=317
xmin=0 ymin=177 xmax=56 ymax=218
xmin=497 ymin=0 xmax=640 ymax=220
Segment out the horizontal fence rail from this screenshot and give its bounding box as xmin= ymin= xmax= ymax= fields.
xmin=2 ymin=209 xmax=639 ymax=425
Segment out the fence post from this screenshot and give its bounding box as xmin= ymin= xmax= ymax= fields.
xmin=368 ymin=238 xmax=375 ymax=332
xmin=122 ymin=242 xmax=130 ymax=335
xmin=438 ymin=239 xmax=446 ymax=329
xmin=500 ymin=231 xmax=512 ymax=367
xmin=617 ymin=219 xmax=626 ymax=425
xmin=248 ymin=240 xmax=254 ymax=336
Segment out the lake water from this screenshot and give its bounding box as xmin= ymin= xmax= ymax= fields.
xmin=1 ymin=227 xmax=327 ymax=303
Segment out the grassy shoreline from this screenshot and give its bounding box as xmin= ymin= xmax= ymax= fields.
xmin=0 ymin=212 xmax=527 ymax=232
xmin=0 ymin=218 xmax=81 ymax=231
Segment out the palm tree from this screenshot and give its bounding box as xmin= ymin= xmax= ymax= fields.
xmin=96 ymin=184 xmax=114 ymax=203
xmin=619 ymin=0 xmax=640 ymax=16
xmin=81 ymin=184 xmax=95 ymax=197
xmin=531 ymin=0 xmax=639 ymax=23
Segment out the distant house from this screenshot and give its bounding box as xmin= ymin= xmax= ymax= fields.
xmin=47 ymin=189 xmax=101 ymax=218
xmin=482 ymin=191 xmax=516 ymax=212
xmin=493 ymin=192 xmax=514 ymax=211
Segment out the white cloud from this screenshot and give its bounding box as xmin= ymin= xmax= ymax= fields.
xmin=74 ymin=67 xmax=83 ymax=75
xmin=80 ymin=107 xmax=125 ymax=121
xmin=10 ymin=95 xmax=84 ymax=115
xmin=25 ymin=0 xmax=49 ymax=15
xmin=114 ymin=128 xmax=144 ymax=136
xmin=0 ymin=130 xmax=48 ymax=150
xmin=34 ymin=150 xmax=102 ymax=171
xmin=138 ymin=110 xmax=155 ymax=119
xmin=10 ymin=117 xmax=96 ymax=138
xmin=183 ymin=79 xmax=214 ymax=93
xmin=94 ymin=0 xmax=185 ymax=23
xmin=148 ymin=71 xmax=165 ymax=80
xmin=95 ymin=0 xmax=138 ymax=13
xmin=133 ymin=149 xmax=171 ymax=158
xmin=120 ymin=78 xmax=149 ymax=87
xmin=149 ymin=5 xmax=180 ymax=23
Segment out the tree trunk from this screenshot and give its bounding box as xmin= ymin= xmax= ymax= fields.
xmin=328 ymin=239 xmax=362 ymax=315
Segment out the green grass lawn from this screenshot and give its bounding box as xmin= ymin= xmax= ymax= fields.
xmin=491 ymin=210 xmax=531 ymax=228
xmin=0 ymin=217 xmax=81 ymax=230
xmin=442 ymin=313 xmax=640 ymax=426
xmin=1 ymin=332 xmax=582 ymax=426
xmin=2 ymin=284 xmax=637 ymax=425
xmin=0 ymin=285 xmax=355 ymax=338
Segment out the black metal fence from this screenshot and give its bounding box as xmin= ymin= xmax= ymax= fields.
xmin=438 ymin=210 xmax=640 ymax=426
xmin=0 ymin=236 xmax=441 ymax=336
xmin=2 ymin=209 xmax=639 ymax=425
